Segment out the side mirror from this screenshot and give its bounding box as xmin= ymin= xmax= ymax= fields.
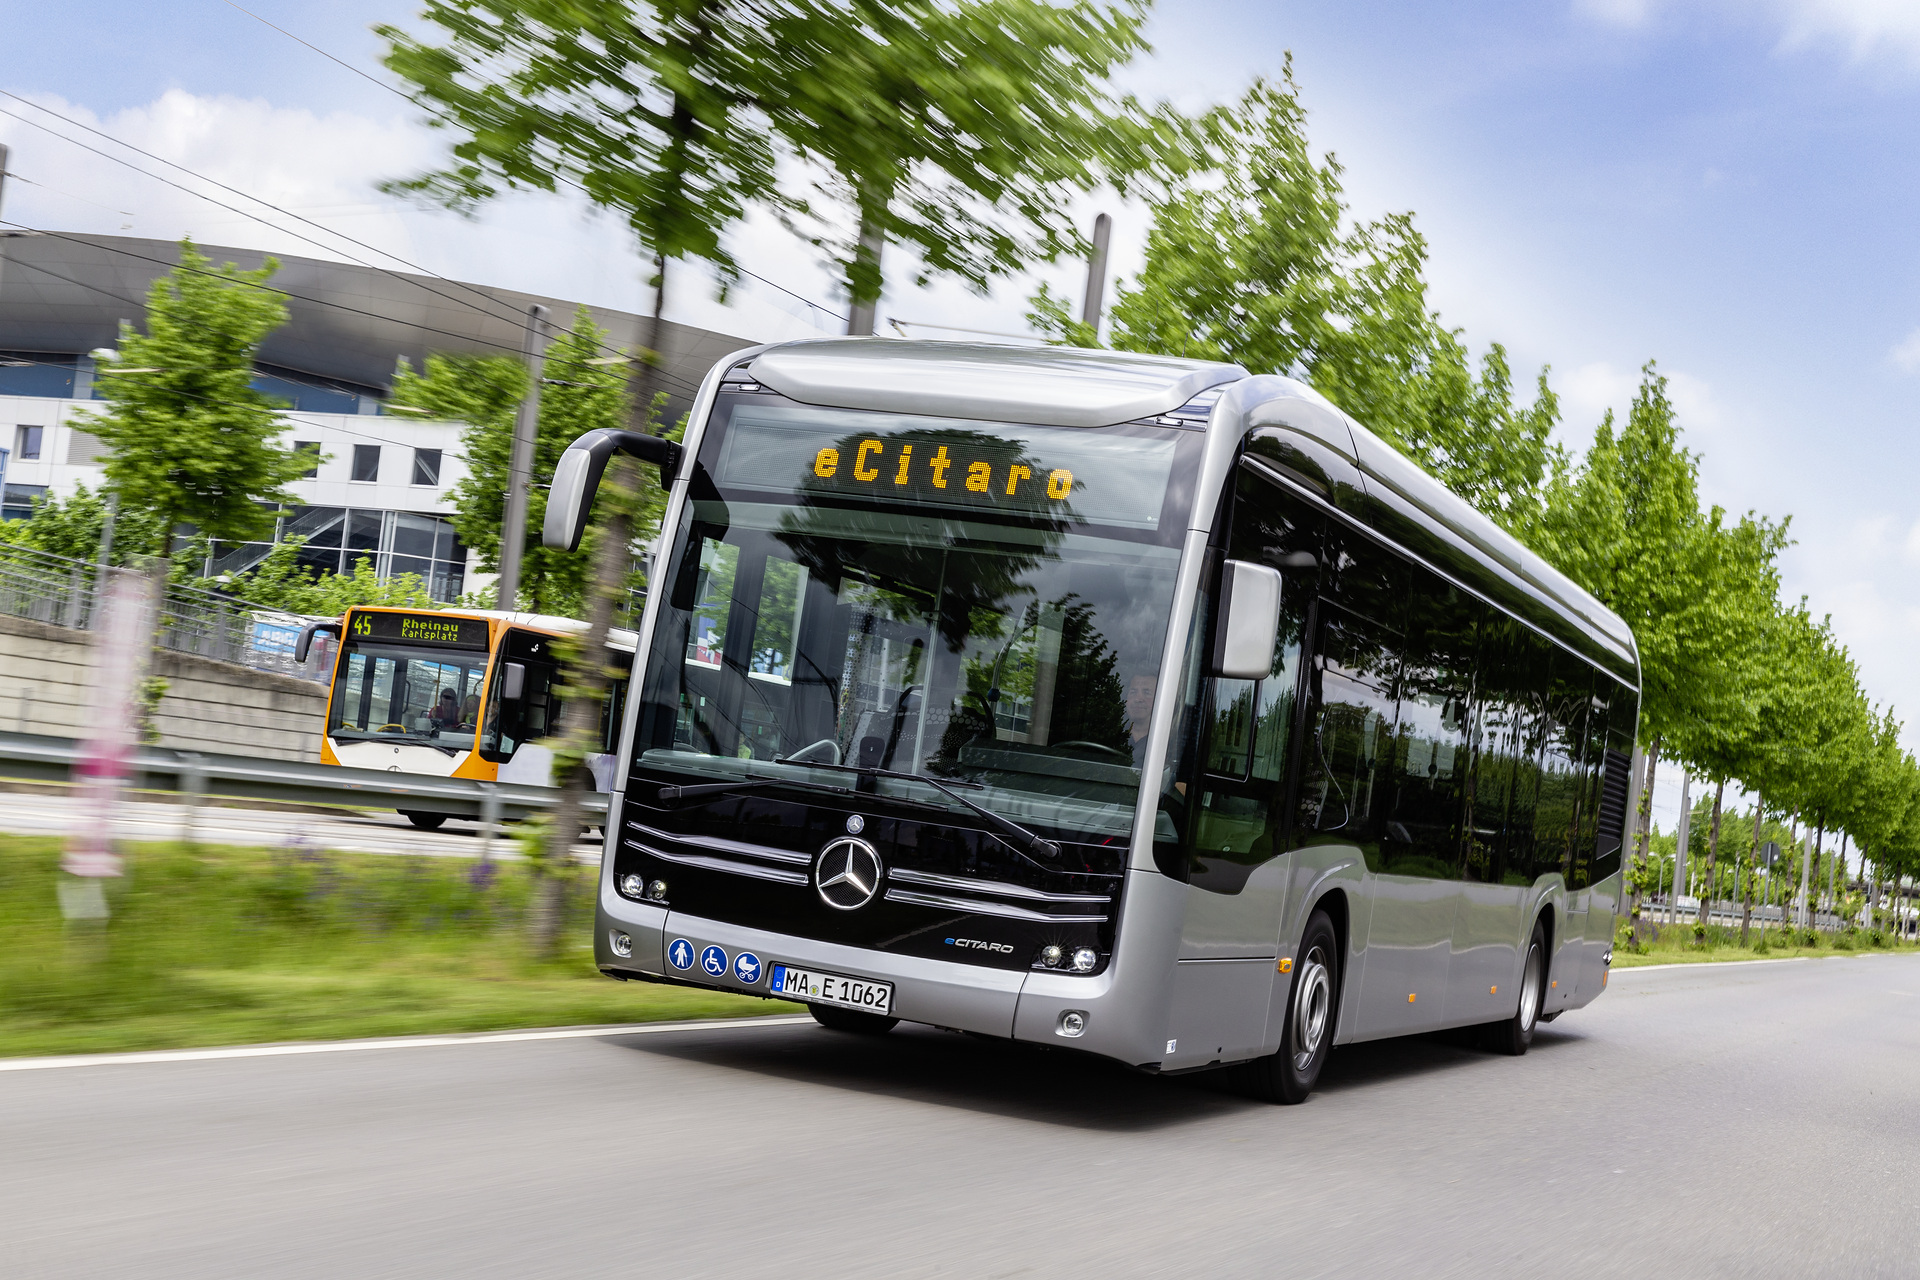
xmin=295 ymin=621 xmax=341 ymax=665
xmin=501 ymin=662 xmax=527 ymax=701
xmin=543 ymin=429 xmax=684 ymax=552
xmin=1213 ymin=560 xmax=1282 ymax=679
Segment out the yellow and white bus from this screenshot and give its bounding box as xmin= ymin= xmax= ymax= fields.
xmin=296 ymin=606 xmax=634 ymax=828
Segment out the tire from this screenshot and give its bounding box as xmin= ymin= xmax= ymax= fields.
xmin=1232 ymin=909 xmax=1340 ymax=1104
xmin=401 ymin=810 xmax=446 ymax=831
xmin=807 ymin=1003 xmax=898 ymax=1036
xmin=1484 ymin=919 xmax=1547 ymax=1055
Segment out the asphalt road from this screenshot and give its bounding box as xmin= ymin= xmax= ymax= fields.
xmin=3 ymin=954 xmax=1916 ymax=1278
xmin=0 ymin=790 xmax=596 ymax=859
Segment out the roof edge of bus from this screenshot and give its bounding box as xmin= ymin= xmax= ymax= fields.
xmin=344 ymin=606 xmax=637 ymax=651
xmin=743 ymin=337 xmax=1249 ymax=428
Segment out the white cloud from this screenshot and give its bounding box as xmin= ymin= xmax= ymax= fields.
xmin=1891 ymin=327 xmax=1920 ymax=373
xmin=1770 ymin=0 xmax=1920 ymax=67
xmin=1574 ymin=0 xmax=1657 ymax=28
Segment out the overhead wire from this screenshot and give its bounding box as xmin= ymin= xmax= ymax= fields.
xmin=213 ymin=0 xmax=849 ymax=327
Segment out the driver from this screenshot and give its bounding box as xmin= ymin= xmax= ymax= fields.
xmin=430 ymin=687 xmax=462 ymax=730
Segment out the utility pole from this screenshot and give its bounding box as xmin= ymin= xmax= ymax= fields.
xmin=494 ymin=304 xmax=547 ymax=612
xmin=1673 ymin=773 xmax=1692 ymax=924
xmin=1797 ymin=828 xmax=1814 ymax=930
xmin=1080 ymin=212 xmax=1113 ymax=335
xmin=846 ymin=227 xmax=884 ymax=338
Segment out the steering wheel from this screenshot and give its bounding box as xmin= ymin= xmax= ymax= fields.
xmin=377 ymin=723 xmax=407 ymax=733
xmin=1052 ymin=740 xmax=1134 ymax=761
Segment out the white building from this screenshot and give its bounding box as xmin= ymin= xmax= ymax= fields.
xmin=0 ymin=231 xmax=752 ymax=600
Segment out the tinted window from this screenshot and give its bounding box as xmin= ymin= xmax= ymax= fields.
xmin=1181 ymin=466 xmax=1317 ymax=890
xmin=294 ymin=441 xmax=320 ymax=479
xmin=1535 ymin=654 xmax=1593 ymax=888
xmin=351 ymin=444 xmax=380 ymax=483
xmin=1468 ymin=616 xmax=1550 ymax=886
xmin=1384 ymin=574 xmax=1476 ymax=879
xmin=412 ymin=448 xmax=442 ymax=485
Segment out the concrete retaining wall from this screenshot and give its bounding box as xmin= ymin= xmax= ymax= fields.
xmin=1 ymin=614 xmax=327 ymax=761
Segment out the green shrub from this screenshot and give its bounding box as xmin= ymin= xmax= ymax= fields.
xmin=1869 ymin=929 xmax=1888 ymax=948
xmin=1692 ymin=922 xmax=1707 ymax=944
xmin=1832 ymin=931 xmax=1855 ymax=951
xmin=1753 ymin=931 xmax=1771 ymax=954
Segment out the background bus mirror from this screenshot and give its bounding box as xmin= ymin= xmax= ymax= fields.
xmin=1214 ymin=560 xmax=1283 ymax=679
xmin=501 ymin=662 xmax=527 ymax=701
xmin=295 ymin=621 xmax=341 ymax=665
xmin=543 ymin=428 xmax=684 ymax=552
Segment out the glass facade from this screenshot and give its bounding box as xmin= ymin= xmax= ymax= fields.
xmin=209 ymin=507 xmax=468 ymax=602
xmin=2 ymin=482 xmax=46 ymax=521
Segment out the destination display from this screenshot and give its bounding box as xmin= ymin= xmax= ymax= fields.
xmin=713 ymin=405 xmax=1180 ymax=531
xmin=348 ymin=610 xmax=491 ymax=648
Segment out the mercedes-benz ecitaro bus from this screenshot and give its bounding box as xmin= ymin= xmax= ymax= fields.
xmin=545 ymin=340 xmax=1640 ymax=1102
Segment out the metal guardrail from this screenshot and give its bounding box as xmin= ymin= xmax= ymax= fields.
xmin=0 ymin=542 xmax=328 ymax=682
xmin=0 ymin=730 xmax=610 ymax=823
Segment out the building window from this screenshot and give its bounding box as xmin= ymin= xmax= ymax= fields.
xmin=351 ymin=444 xmax=380 ymax=483
xmin=2 ymin=483 xmax=48 ymax=521
xmin=294 ymin=441 xmax=320 ymax=479
xmin=14 ymin=425 xmax=42 ymax=461
xmin=412 ymin=448 xmax=443 ymax=486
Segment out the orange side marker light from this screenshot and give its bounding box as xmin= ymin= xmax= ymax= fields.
xmin=1407 ymin=993 xmax=1417 ymax=1003
xmin=1490 ymin=986 xmax=1498 ymax=995
xmin=1278 ymin=958 xmax=1293 ymax=974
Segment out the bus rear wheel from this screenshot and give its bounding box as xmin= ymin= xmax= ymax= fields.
xmin=1483 ymin=919 xmax=1546 ymax=1055
xmin=1233 ymin=909 xmax=1339 ymax=1105
xmin=808 ymin=1004 xmax=898 ymax=1036
xmin=400 ymin=810 xmax=446 ymax=831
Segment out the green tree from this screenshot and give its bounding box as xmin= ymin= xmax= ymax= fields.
xmin=393 ymin=308 xmax=638 ymax=617
xmin=1030 ymin=74 xmax=1556 ymax=532
xmin=0 ymin=483 xmax=166 ymax=566
xmin=765 ymin=0 xmax=1173 ymax=332
xmin=85 ymin=240 xmax=308 ymax=565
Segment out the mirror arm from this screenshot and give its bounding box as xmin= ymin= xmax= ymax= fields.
xmin=295 ymin=621 xmax=341 ymax=665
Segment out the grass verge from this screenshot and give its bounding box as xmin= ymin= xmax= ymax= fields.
xmin=0 ymin=834 xmax=783 ymax=1058
xmin=1612 ymin=916 xmax=1914 ymax=968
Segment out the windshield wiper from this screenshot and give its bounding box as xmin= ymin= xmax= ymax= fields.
xmin=772 ymin=758 xmax=1060 ymax=860
xmin=655 ymin=774 xmax=855 ymax=803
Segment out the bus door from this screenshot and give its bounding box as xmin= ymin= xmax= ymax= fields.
xmin=481 ymin=628 xmax=564 ymax=785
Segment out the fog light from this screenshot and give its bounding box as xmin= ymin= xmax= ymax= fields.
xmin=620 ymin=873 xmax=645 ymax=898
xmin=647 ymin=879 xmax=668 ymax=900
xmin=609 ymin=931 xmax=633 ymax=958
xmin=1057 ymin=1010 xmax=1087 ymax=1038
xmin=1071 ymin=947 xmax=1097 ymax=973
xmin=1039 ymin=945 xmax=1063 ymax=968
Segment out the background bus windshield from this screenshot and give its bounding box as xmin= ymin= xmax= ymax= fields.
xmin=634 ymin=399 xmax=1196 ymax=844
xmin=330 ymin=641 xmax=489 ymax=749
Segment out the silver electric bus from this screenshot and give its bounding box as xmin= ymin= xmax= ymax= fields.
xmin=546 ymin=340 xmax=1639 ymax=1102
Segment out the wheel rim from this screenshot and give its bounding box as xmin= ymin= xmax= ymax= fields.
xmin=1291 ymin=946 xmax=1332 ymax=1071
xmin=1519 ymin=941 xmax=1542 ymax=1033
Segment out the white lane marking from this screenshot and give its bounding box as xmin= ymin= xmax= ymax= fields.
xmin=0 ymin=1015 xmax=813 ymax=1073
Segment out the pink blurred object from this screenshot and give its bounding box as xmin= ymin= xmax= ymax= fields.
xmin=63 ymin=569 xmax=156 ymax=882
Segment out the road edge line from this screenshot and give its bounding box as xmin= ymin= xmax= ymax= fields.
xmin=0 ymin=1014 xmax=815 ymax=1073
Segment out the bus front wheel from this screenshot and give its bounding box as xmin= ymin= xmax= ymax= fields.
xmin=400 ymin=810 xmax=447 ymax=831
xmin=808 ymin=1004 xmax=898 ymax=1036
xmin=1233 ymin=909 xmax=1339 ymax=1105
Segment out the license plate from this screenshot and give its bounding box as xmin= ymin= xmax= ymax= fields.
xmin=769 ymin=964 xmax=894 ymax=1015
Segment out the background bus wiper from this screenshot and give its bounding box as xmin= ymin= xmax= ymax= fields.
xmin=654 ymin=775 xmax=854 ymax=803
xmin=772 ymin=759 xmax=1060 ymax=860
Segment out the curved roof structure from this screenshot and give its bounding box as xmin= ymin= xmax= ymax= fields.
xmin=0 ymin=230 xmax=754 ymax=416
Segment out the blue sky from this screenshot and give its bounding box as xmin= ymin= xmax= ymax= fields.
xmin=5 ymin=0 xmax=1919 ymax=837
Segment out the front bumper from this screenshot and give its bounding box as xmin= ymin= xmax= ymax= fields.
xmin=595 ymin=868 xmax=1189 ymax=1067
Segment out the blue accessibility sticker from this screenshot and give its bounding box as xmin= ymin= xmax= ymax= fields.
xmin=700 ymin=945 xmax=729 ymax=977
xmin=733 ymin=951 xmax=763 ymax=984
xmin=668 ymin=938 xmax=695 ymax=971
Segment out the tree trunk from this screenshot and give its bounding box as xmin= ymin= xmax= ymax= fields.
xmin=1696 ymin=778 xmax=1723 ymax=929
xmin=1740 ymin=793 xmax=1761 ymax=945
xmin=1634 ymin=735 xmax=1662 ymax=864
xmin=529 ymin=256 xmax=667 ymax=957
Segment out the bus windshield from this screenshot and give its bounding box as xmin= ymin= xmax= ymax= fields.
xmin=329 ymin=639 xmax=490 ymax=752
xmin=632 ymin=395 xmax=1200 ymax=845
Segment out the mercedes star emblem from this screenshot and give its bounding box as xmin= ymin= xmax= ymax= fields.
xmin=815 ymin=837 xmax=884 ymax=911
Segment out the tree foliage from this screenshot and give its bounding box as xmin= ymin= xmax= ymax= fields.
xmin=84 ymin=240 xmax=309 ymax=559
